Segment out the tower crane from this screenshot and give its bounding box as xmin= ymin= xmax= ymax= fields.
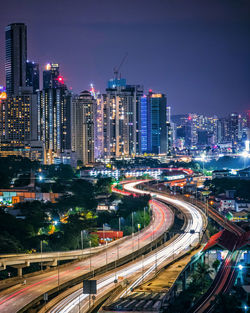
xmin=113 ymin=53 xmax=128 ymax=80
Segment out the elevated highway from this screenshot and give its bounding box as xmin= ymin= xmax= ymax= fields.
xmin=47 ymin=181 xmax=205 ymax=313
xmin=0 ymin=181 xmax=173 ymax=313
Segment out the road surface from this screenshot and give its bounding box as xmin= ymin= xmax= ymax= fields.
xmin=0 ymin=182 xmax=172 ymax=313
xmin=49 ymin=181 xmax=205 ymax=313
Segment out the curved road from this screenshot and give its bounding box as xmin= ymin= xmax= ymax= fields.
xmin=0 ymin=182 xmax=172 ymax=313
xmin=48 ymin=181 xmax=205 ymax=313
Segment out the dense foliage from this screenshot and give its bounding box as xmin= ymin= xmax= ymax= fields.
xmin=204 ymin=178 xmax=250 ymax=201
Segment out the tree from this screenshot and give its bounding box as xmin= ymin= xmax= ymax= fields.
xmin=212 ymin=259 xmax=220 ymax=272
xmin=192 ymin=263 xmax=213 ymax=293
xmin=95 ymin=177 xmax=113 ymax=195
xmin=212 ymin=294 xmax=242 ymax=313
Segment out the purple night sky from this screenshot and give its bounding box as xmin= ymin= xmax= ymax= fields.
xmin=0 ymin=0 xmax=249 ymax=115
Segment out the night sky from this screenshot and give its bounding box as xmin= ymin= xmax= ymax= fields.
xmin=0 ymin=0 xmax=249 ymax=115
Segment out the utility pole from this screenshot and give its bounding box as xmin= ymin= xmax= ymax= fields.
xmin=144 ymin=207 xmax=146 ymax=228
xmin=57 ymin=252 xmax=60 ymax=291
xmin=81 ymin=230 xmax=84 ymax=259
xmin=40 ymin=241 xmax=43 ymax=271
xmin=132 ymin=212 xmax=134 ymax=236
xmin=89 ymin=240 xmax=92 ymax=275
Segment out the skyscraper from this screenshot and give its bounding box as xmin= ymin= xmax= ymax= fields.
xmin=43 ymin=63 xmax=60 ymax=89
xmin=5 ymin=87 xmax=38 ymax=142
xmin=26 ymin=61 xmax=39 ymax=92
xmin=95 ymin=94 xmax=104 ymax=159
xmin=104 ymin=78 xmax=143 ymax=158
xmin=72 ymin=91 xmax=95 ymax=165
xmin=38 ymin=67 xmax=72 ymax=164
xmin=229 ymin=113 xmax=239 ymax=147
xmin=140 ymin=91 xmax=170 ymax=154
xmin=5 ymin=23 xmax=27 ymax=96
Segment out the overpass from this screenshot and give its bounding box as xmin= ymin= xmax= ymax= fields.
xmin=0 ymin=181 xmax=174 ymax=313
xmin=46 ymin=180 xmax=205 ymax=313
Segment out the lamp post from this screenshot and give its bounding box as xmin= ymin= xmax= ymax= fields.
xmin=81 ymin=230 xmax=84 ymax=259
xmin=105 ymin=241 xmax=108 ymax=267
xmin=118 ymin=217 xmax=121 ymax=232
xmin=89 ymin=240 xmax=92 ymax=274
xmin=143 ymin=207 xmax=146 ymax=228
xmin=137 ymin=224 xmax=141 ymax=250
xmin=132 ymin=212 xmax=134 ymax=236
xmin=40 ymin=241 xmax=43 ymax=271
xmin=57 ymin=252 xmax=60 ymax=291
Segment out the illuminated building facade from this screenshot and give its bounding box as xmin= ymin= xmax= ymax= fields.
xmin=104 ymin=78 xmax=143 ymax=158
xmin=5 ymin=23 xmax=27 ymax=96
xmin=0 ymin=87 xmax=43 ymax=161
xmin=26 ymin=61 xmax=39 ymax=92
xmin=72 ymin=91 xmax=95 ymax=165
xmin=43 ymin=63 xmax=60 ymax=89
xmin=229 ymin=113 xmax=240 ymax=148
xmin=95 ymin=94 xmax=104 ymax=159
xmin=0 ymin=86 xmax=7 ymax=143
xmin=4 ymin=87 xmax=38 ymax=142
xmin=140 ymin=91 xmax=171 ymax=154
xmin=38 ymin=85 xmax=72 ymax=164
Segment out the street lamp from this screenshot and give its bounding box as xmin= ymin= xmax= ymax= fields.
xmin=118 ymin=217 xmax=121 ymax=232
xmin=81 ymin=230 xmax=84 ymax=259
xmin=132 ymin=212 xmax=135 ymax=236
xmin=89 ymin=240 xmax=92 ymax=274
xmin=40 ymin=240 xmax=43 ymax=271
xmin=143 ymin=207 xmax=146 ymax=228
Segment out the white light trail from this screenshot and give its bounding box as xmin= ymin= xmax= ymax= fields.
xmin=50 ymin=181 xmax=204 ymax=313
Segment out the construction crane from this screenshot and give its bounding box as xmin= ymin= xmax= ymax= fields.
xmin=113 ymin=53 xmax=128 ymax=80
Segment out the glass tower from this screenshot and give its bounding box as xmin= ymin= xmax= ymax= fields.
xmin=5 ymin=23 xmax=27 ymax=95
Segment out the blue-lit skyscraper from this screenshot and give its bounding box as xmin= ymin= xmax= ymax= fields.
xmin=140 ymin=91 xmax=171 ymax=154
xmin=140 ymin=96 xmax=148 ymax=153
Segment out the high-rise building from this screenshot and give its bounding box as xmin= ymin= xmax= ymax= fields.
xmin=94 ymin=94 xmax=104 ymax=159
xmin=166 ymin=106 xmax=171 ymax=123
xmin=72 ymin=91 xmax=95 ymax=165
xmin=104 ymin=78 xmax=143 ymax=158
xmin=26 ymin=61 xmax=39 ymax=92
xmin=5 ymin=87 xmax=38 ymax=142
xmin=5 ymin=23 xmax=27 ymax=96
xmin=43 ymin=63 xmax=60 ymax=89
xmin=38 ymin=77 xmax=72 ymax=164
xmin=140 ymin=91 xmax=170 ymax=154
xmin=166 ymin=122 xmax=173 ymax=156
xmin=229 ymin=113 xmax=239 ymax=147
xmin=217 ymin=118 xmax=230 ymax=144
xmin=0 ymin=87 xmax=7 ymax=143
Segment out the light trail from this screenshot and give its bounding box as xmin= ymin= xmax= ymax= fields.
xmin=49 ymin=181 xmax=204 ymax=313
xmin=0 ymin=182 xmax=173 ymax=313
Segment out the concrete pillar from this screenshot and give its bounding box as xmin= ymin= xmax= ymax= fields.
xmin=17 ymin=267 xmax=23 ymax=277
xmin=12 ymin=262 xmax=30 ymax=277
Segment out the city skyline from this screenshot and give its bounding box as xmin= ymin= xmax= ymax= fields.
xmin=0 ymin=0 xmax=249 ymax=116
